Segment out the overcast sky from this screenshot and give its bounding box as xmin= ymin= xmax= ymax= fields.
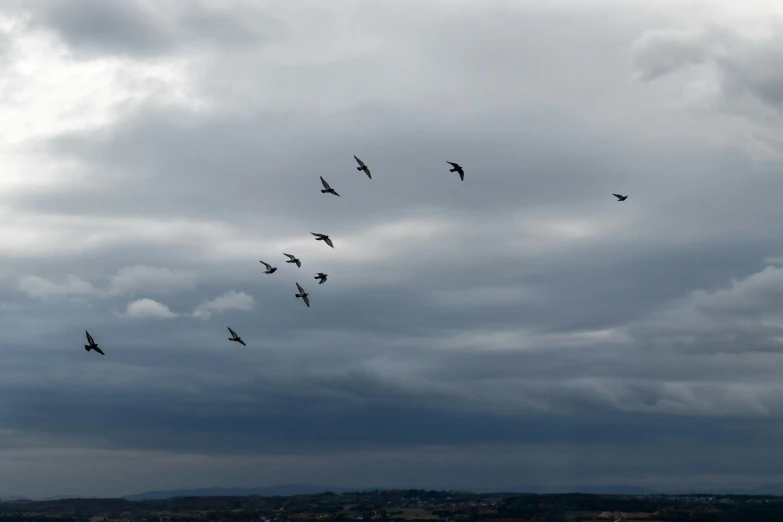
xmin=3 ymin=0 xmax=783 ymax=499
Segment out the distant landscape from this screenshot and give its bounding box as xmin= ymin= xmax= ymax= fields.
xmin=3 ymin=487 xmax=783 ymax=521
xmin=8 ymin=483 xmax=783 ymax=502
xmin=116 ymin=482 xmax=783 ymax=499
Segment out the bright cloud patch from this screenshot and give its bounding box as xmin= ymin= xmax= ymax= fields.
xmin=122 ymin=298 xmax=177 ymax=319
xmin=192 ymin=290 xmax=255 ymax=319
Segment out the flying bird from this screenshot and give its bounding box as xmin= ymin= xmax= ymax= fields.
xmin=84 ymin=330 xmax=105 ymax=356
xmin=283 ymin=253 xmax=301 ymax=267
xmin=354 ymin=155 xmax=372 ymax=179
xmin=259 ymin=260 xmax=277 ymax=274
xmin=314 ymin=272 xmax=328 ymax=284
xmin=320 ymin=176 xmax=340 ymax=196
xmin=295 ymin=282 xmax=310 ymax=307
xmin=311 ymin=232 xmax=334 ymax=248
xmin=613 ymin=193 xmax=628 ymax=201
xmin=447 ymin=161 xmax=465 ymax=181
xmin=227 ymin=327 xmax=246 ymax=346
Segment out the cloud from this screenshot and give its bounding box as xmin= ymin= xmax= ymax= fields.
xmin=17 ymin=274 xmax=99 ymax=302
xmin=17 ymin=265 xmax=197 ymax=303
xmin=631 ymin=21 xmax=783 ymax=159
xmin=632 ymin=24 xmax=783 ymax=110
xmin=32 ymin=0 xmax=173 ymax=58
xmin=107 ymin=265 xmax=198 ymax=296
xmin=25 ymin=0 xmax=279 ymax=59
xmin=631 ymin=27 xmax=715 ymax=83
xmin=121 ymin=298 xmax=177 ymax=319
xmin=192 ymin=290 xmax=255 ymax=319
xmin=628 ymin=263 xmax=783 ymax=356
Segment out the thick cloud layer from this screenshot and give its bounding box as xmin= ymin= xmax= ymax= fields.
xmin=1 ymin=0 xmax=783 ymax=498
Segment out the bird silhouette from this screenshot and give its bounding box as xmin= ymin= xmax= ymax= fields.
xmin=320 ymin=176 xmax=340 ymax=196
xmin=354 ymin=155 xmax=372 ymax=179
xmin=311 ymin=232 xmax=334 ymax=248
xmin=227 ymin=327 xmax=246 ymax=346
xmin=259 ymin=260 xmax=277 ymax=274
xmin=314 ymin=272 xmax=328 ymax=284
xmin=613 ymin=193 xmax=628 ymax=201
xmin=283 ymin=253 xmax=301 ymax=267
xmin=447 ymin=161 xmax=464 ymax=181
xmin=295 ymin=282 xmax=310 ymax=307
xmin=84 ymin=330 xmax=105 ymax=356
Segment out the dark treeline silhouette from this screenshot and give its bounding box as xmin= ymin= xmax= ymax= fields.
xmin=6 ymin=490 xmax=783 ymax=522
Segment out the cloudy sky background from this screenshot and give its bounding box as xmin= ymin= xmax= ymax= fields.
xmin=3 ymin=0 xmax=783 ymax=498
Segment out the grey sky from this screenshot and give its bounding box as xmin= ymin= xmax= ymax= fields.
xmin=2 ymin=0 xmax=783 ymax=498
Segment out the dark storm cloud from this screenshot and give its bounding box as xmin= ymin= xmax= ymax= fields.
xmin=20 ymin=0 xmax=283 ymax=59
xmin=34 ymin=0 xmax=173 ymax=57
xmin=1 ymin=379 xmax=758 ymax=456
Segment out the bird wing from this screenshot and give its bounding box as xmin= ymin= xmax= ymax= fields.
xmin=295 ymin=259 xmax=301 ymax=268
xmin=303 ymin=295 xmax=310 ymax=307
xmin=86 ymin=331 xmax=94 ymax=345
xmin=283 ymin=253 xmax=294 ymax=260
xmin=94 ymin=346 xmax=105 ymax=356
xmin=447 ymin=161 xmax=459 ymax=168
xmin=296 ymin=282 xmax=304 ymax=293
xmin=311 ymin=232 xmax=322 ymax=238
xmin=365 ymin=167 xmax=372 ymax=179
xmin=238 ymin=339 xmax=247 ymax=346
xmin=459 ymin=171 xmax=464 ymax=181
xmin=613 ymin=194 xmax=623 ymax=199
xmin=227 ymin=327 xmax=237 ymax=337
xmin=324 ymin=237 xmax=334 ymax=248
xmin=260 ymin=260 xmax=271 ymax=270
xmin=354 ymin=155 xmax=365 ymax=167
xmin=320 ymin=176 xmax=330 ymax=189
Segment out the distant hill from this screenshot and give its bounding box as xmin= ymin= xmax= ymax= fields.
xmin=741 ymin=484 xmax=783 ymax=496
xmin=122 ymin=484 xmax=654 ymax=500
xmin=123 ymin=484 xmax=355 ymax=500
xmin=469 ymin=485 xmax=655 ymax=495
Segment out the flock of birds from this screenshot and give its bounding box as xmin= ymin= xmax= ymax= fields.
xmin=82 ymin=155 xmax=630 ymax=355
